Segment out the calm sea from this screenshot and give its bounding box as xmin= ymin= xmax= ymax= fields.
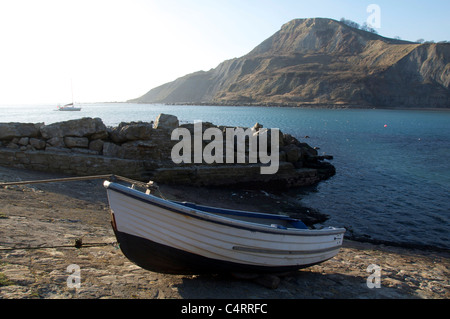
xmin=1 ymin=103 xmax=449 ymax=249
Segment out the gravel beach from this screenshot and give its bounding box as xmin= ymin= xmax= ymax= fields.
xmin=0 ymin=166 xmax=448 ymax=300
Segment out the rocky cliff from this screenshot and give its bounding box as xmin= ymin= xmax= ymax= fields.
xmin=130 ymin=18 xmax=450 ymax=108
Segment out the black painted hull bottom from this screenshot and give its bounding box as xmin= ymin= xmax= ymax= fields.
xmin=113 ymin=229 xmax=326 ymax=275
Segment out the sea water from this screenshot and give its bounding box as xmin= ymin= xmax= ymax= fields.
xmin=1 ymin=103 xmax=449 ymax=249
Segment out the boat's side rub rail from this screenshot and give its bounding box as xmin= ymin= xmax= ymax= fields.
xmin=104 ymin=181 xmax=346 ymax=237
xmin=233 ymin=245 xmax=340 ymax=255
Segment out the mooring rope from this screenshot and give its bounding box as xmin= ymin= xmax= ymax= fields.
xmin=0 ymin=173 xmax=169 ymax=199
xmin=0 ymin=174 xmax=114 ymax=187
xmin=0 ymin=174 xmax=163 ymax=252
xmin=0 ymin=242 xmax=117 ymax=252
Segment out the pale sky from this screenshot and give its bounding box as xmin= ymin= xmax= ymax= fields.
xmin=0 ymin=0 xmax=449 ymax=105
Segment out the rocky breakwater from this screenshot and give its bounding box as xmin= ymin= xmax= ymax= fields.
xmin=0 ymin=114 xmax=335 ymax=188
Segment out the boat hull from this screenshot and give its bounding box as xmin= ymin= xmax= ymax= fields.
xmin=105 ymin=181 xmax=345 ymax=275
xmin=58 ymin=108 xmax=81 ymax=111
xmin=113 ymin=229 xmax=335 ymax=274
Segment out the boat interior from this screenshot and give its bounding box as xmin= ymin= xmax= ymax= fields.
xmin=175 ymin=201 xmax=309 ymax=230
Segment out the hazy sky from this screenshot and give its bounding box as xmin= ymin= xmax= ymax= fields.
xmin=0 ymin=0 xmax=449 ymax=105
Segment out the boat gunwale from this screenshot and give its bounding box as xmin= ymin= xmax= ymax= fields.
xmin=104 ymin=181 xmax=346 ymax=237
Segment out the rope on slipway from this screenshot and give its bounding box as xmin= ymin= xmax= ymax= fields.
xmin=0 ymin=174 xmax=168 ymax=199
xmin=0 ymin=229 xmax=119 ymax=251
xmin=0 ymin=174 xmax=165 ymax=252
xmin=0 ymin=241 xmax=118 ymax=252
xmin=1 ymin=174 xmax=121 ymax=187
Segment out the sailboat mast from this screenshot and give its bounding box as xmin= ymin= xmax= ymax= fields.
xmin=58 ymin=79 xmax=81 ymax=111
xmin=71 ymin=79 xmax=74 ymax=105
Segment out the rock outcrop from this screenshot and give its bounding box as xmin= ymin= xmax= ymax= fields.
xmin=130 ymin=18 xmax=450 ymax=108
xmin=0 ymin=115 xmax=334 ymax=188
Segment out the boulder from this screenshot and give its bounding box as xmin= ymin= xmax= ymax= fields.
xmin=154 ymin=114 xmax=179 ymax=131
xmin=251 ymin=122 xmax=263 ymax=132
xmin=64 ymin=137 xmax=89 ymax=148
xmin=299 ymin=143 xmax=318 ymax=157
xmin=0 ymin=123 xmax=41 ymax=140
xmin=103 ymin=142 xmax=122 ymax=158
xmin=90 ymin=130 xmax=109 ymax=140
xmin=40 ymin=118 xmax=107 ymax=139
xmin=109 ymin=125 xmax=127 ymax=143
xmin=110 ymin=122 xmax=154 ymax=142
xmin=89 ymin=139 xmax=104 ymax=153
xmin=282 ymin=144 xmax=303 ymax=163
xmin=46 ymin=137 xmax=65 ymax=148
xmin=6 ymin=142 xmax=19 ymax=149
xmin=283 ymin=133 xmax=302 ymax=147
xmin=18 ymin=137 xmax=29 ymax=146
xmin=252 ymin=127 xmax=284 ymax=149
xmin=119 ymin=140 xmax=161 ymax=160
xmin=122 ymin=122 xmax=154 ymax=141
xmin=29 ymin=138 xmax=46 ymax=150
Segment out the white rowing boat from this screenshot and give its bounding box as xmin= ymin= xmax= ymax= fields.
xmin=104 ymin=181 xmax=346 ymax=274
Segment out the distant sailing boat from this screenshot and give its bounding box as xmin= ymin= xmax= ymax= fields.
xmin=57 ymin=80 xmax=82 ymax=111
xmin=57 ymin=102 xmax=81 ymax=111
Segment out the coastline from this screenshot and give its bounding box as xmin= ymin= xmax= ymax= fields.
xmin=131 ymin=101 xmax=450 ymax=112
xmin=1 ymin=166 xmax=449 ymax=299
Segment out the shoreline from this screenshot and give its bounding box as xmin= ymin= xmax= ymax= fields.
xmin=343 ymin=234 xmax=449 ymax=255
xmin=128 ymin=101 xmax=450 ymax=112
xmin=1 ymin=166 xmax=449 ymax=299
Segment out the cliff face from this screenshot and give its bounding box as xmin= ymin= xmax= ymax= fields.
xmin=130 ymin=18 xmax=450 ymax=108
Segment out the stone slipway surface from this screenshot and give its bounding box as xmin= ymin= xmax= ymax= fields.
xmin=0 ymin=167 xmax=448 ymax=299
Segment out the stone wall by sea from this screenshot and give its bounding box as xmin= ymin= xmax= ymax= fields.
xmin=0 ymin=114 xmax=335 ymax=188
